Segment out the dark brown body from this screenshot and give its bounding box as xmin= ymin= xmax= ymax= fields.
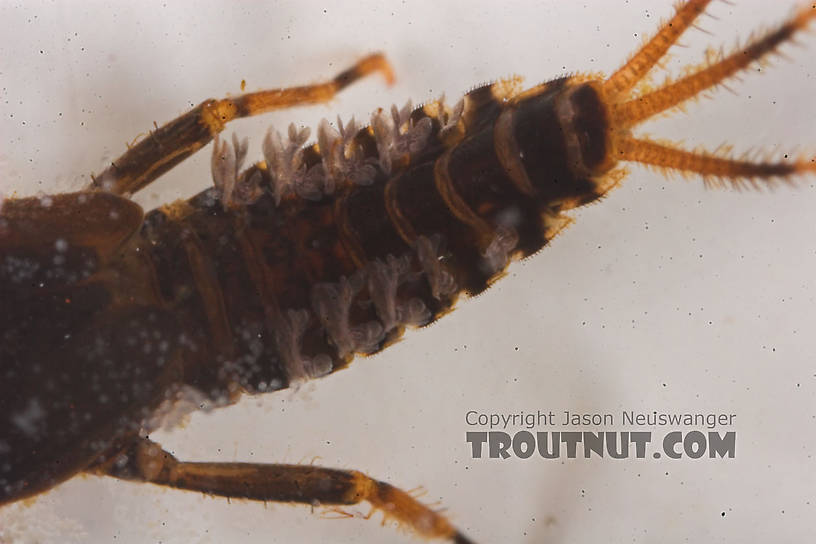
xmin=0 ymin=78 xmax=613 ymax=505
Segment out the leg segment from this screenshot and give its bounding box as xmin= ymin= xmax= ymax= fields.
xmin=91 ymin=438 xmax=474 ymax=544
xmin=603 ymin=0 xmax=712 ymax=100
xmin=89 ymin=53 xmax=394 ymax=196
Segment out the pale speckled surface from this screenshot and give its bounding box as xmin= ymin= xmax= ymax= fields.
xmin=1 ymin=1 xmax=816 ymax=542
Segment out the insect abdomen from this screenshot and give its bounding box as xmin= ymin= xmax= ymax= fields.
xmin=140 ymin=76 xmax=613 ymax=398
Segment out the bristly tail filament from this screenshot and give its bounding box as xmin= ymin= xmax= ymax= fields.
xmin=601 ymin=2 xmax=816 ymax=189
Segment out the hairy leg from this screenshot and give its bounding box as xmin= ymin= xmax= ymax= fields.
xmin=90 ymin=54 xmax=394 ymax=196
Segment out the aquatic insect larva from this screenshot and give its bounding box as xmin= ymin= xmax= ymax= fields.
xmin=1 ymin=1 xmax=816 ymax=544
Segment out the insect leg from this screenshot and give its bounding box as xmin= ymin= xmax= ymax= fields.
xmin=93 ymin=437 xmax=475 ymax=544
xmin=612 ymin=6 xmax=816 ymax=128
xmin=615 ymin=135 xmax=815 ymax=189
xmin=603 ymin=0 xmax=712 ymax=100
xmin=89 ymin=53 xmax=395 ymax=196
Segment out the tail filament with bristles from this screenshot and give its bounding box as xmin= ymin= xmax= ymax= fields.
xmin=603 ymin=0 xmax=713 ymax=100
xmin=603 ymin=3 xmax=816 ymax=186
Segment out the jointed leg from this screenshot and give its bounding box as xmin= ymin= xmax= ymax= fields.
xmin=91 ymin=437 xmax=474 ymax=544
xmin=89 ymin=53 xmax=394 ymax=196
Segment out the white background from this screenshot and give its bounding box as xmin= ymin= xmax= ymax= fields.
xmin=1 ymin=1 xmax=815 ymax=543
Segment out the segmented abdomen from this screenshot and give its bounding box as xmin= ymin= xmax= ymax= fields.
xmin=138 ymin=76 xmax=611 ymax=401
